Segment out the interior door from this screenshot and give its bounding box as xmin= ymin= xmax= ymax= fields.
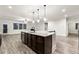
xmin=3 ymin=24 xmax=8 ymax=33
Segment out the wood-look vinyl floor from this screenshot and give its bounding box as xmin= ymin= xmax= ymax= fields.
xmin=54 ymin=34 xmax=78 ymax=54
xmin=0 ymin=34 xmax=78 ymax=54
xmin=0 ymin=34 xmax=36 ymax=54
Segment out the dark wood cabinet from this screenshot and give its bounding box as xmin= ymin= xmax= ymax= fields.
xmin=21 ymin=32 xmax=27 ymax=44
xmin=27 ymin=33 xmax=32 ymax=48
xmin=36 ymin=35 xmax=52 ymax=54
xmin=24 ymin=33 xmax=28 ymax=44
xmin=31 ymin=35 xmax=36 ymax=51
xmin=21 ymin=32 xmax=52 ymax=54
xmin=44 ymin=35 xmax=52 ymax=53
xmin=36 ymin=36 xmax=44 ymax=54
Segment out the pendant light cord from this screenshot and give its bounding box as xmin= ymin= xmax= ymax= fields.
xmin=37 ymin=9 xmax=40 ymax=21
xmin=44 ymin=5 xmax=46 ymax=18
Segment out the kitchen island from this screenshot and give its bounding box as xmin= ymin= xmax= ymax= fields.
xmin=21 ymin=31 xmax=56 ymax=54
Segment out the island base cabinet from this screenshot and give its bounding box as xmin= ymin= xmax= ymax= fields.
xmin=31 ymin=35 xmax=36 ymax=51
xmin=21 ymin=32 xmax=52 ymax=54
xmin=24 ymin=33 xmax=28 ymax=44
xmin=44 ymin=35 xmax=52 ymax=54
xmin=36 ymin=35 xmax=52 ymax=54
xmin=21 ymin=32 xmax=27 ymax=44
xmin=36 ymin=36 xmax=44 ymax=54
xmin=27 ymin=34 xmax=32 ymax=48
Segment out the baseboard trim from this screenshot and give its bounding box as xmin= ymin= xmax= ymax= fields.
xmin=68 ymin=33 xmax=78 ymax=36
xmin=1 ymin=33 xmax=21 ymax=35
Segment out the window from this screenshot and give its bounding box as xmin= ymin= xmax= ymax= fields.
xmin=13 ymin=23 xmax=18 ymax=29
xmin=76 ymin=23 xmax=79 ymax=30
xmin=19 ymin=24 xmax=22 ymax=29
xmin=23 ymin=24 xmax=26 ymax=29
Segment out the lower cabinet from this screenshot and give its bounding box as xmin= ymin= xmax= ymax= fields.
xmin=21 ymin=32 xmax=27 ymax=44
xmin=36 ymin=36 xmax=44 ymax=54
xmin=36 ymin=35 xmax=52 ymax=54
xmin=31 ymin=35 xmax=36 ymax=51
xmin=24 ymin=33 xmax=28 ymax=44
xmin=21 ymin=32 xmax=52 ymax=54
xmin=44 ymin=35 xmax=52 ymax=53
xmin=27 ymin=33 xmax=32 ymax=48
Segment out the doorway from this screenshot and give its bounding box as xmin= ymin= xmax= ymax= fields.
xmin=3 ymin=24 xmax=8 ymax=33
xmin=67 ymin=19 xmax=79 ymax=53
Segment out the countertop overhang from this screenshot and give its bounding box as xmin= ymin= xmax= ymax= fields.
xmin=22 ymin=31 xmax=55 ymax=37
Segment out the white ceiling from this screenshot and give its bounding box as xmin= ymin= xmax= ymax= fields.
xmin=0 ymin=5 xmax=79 ymax=21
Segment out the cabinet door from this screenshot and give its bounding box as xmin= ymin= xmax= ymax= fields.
xmin=44 ymin=35 xmax=52 ymax=54
xmin=36 ymin=36 xmax=44 ymax=54
xmin=27 ymin=34 xmax=32 ymax=48
xmin=31 ymin=35 xmax=36 ymax=51
xmin=24 ymin=33 xmax=27 ymax=44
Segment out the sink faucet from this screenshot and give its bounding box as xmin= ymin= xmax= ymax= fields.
xmin=31 ymin=27 xmax=35 ymax=32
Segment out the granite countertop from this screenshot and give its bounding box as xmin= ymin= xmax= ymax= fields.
xmin=22 ymin=31 xmax=55 ymax=37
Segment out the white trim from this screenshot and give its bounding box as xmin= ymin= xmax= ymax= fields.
xmin=0 ymin=33 xmax=20 ymax=35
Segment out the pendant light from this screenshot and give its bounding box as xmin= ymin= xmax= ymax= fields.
xmin=32 ymin=12 xmax=35 ymax=23
xmin=37 ymin=9 xmax=40 ymax=23
xmin=43 ymin=5 xmax=47 ymax=22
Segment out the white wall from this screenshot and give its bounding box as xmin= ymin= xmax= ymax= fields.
xmin=48 ymin=21 xmax=55 ymax=31
xmin=48 ymin=18 xmax=67 ymax=36
xmin=0 ymin=19 xmax=27 ymax=34
xmin=0 ymin=18 xmax=45 ymax=34
xmin=68 ymin=18 xmax=79 ymax=34
xmin=0 ymin=18 xmax=68 ymax=36
xmin=27 ymin=18 xmax=68 ymax=36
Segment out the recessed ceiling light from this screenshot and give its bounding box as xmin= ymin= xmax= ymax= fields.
xmin=62 ymin=8 xmax=66 ymax=13
xmin=8 ymin=6 xmax=12 ymax=9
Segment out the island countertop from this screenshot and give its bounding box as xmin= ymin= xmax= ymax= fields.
xmin=22 ymin=31 xmax=55 ymax=37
